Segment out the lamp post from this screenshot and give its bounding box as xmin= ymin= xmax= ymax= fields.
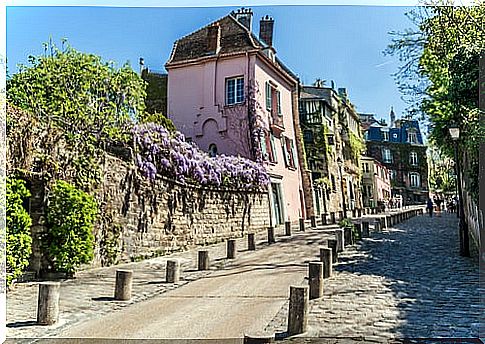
xmin=449 ymin=125 xmax=470 ymax=257
xmin=337 ymin=157 xmax=347 ymax=219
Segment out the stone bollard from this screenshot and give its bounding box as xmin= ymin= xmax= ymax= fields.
xmin=299 ymin=218 xmax=305 ymax=232
xmin=321 ymin=213 xmax=327 ymax=225
xmin=166 ymin=260 xmax=180 ymax=283
xmin=287 ymin=286 xmax=309 ymax=335
xmin=198 ymin=250 xmax=209 ymax=270
xmin=285 ymin=221 xmax=292 ymax=236
xmin=327 ymin=239 xmax=338 ymax=263
xmin=330 ymin=212 xmax=336 ymax=224
xmin=308 ymin=262 xmax=324 ymax=300
xmin=335 ymin=229 xmax=344 ymax=252
xmin=37 ymin=282 xmax=61 ymax=325
xmin=243 ymin=334 xmax=275 ymax=344
xmin=310 ymin=215 xmax=317 ymax=228
xmin=267 ymin=227 xmax=276 ymax=244
xmin=319 ymin=247 xmax=333 ymax=278
xmin=248 ymin=233 xmax=256 ymax=251
xmin=227 ymin=239 xmax=237 ymax=259
xmin=114 ymin=269 xmax=133 ymax=301
xmin=374 ymin=220 xmax=381 ymax=232
xmin=362 ymin=221 xmax=370 ymax=237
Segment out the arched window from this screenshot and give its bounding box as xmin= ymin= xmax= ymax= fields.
xmin=208 ymin=144 xmax=218 ymax=157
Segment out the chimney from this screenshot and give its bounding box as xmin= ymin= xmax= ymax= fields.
xmin=233 ymin=7 xmax=253 ymax=31
xmin=207 ymin=24 xmax=220 ymax=54
xmin=259 ymin=15 xmax=274 ymax=46
xmin=390 ymin=106 xmax=396 ymax=128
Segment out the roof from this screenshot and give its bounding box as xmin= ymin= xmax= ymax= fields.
xmin=165 ymin=11 xmax=298 ymax=83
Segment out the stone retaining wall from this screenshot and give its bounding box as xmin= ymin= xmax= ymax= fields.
xmin=95 ymin=154 xmax=270 ymax=265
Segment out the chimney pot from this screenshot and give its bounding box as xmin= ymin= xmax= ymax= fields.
xmin=234 ymin=7 xmax=253 ymax=31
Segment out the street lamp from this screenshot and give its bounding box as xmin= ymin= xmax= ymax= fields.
xmin=337 ymin=157 xmax=347 ymax=219
xmin=448 ymin=124 xmax=470 ymax=257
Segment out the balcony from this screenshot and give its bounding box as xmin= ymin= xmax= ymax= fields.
xmin=270 ymin=112 xmax=284 ymax=138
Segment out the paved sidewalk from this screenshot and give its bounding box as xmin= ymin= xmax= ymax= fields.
xmin=6 ymin=221 xmax=338 ymax=340
xmin=266 ymin=212 xmax=482 ymax=340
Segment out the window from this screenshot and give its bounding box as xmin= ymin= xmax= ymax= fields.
xmin=408 ymin=130 xmax=418 ymax=144
xmin=362 ymin=163 xmax=369 ymax=173
xmin=281 ymin=136 xmax=297 ymax=169
xmin=409 ymin=173 xmax=420 ymax=187
xmin=382 ymin=148 xmax=393 ymax=163
xmin=226 ymin=76 xmax=244 ymax=105
xmin=390 ymin=170 xmax=397 ymax=180
xmin=409 ymin=151 xmax=418 ymax=166
xmin=208 ymin=144 xmax=218 ymax=157
xmin=261 ymin=131 xmax=277 ymax=163
xmin=266 ymin=81 xmax=281 ymax=116
xmin=303 ymin=130 xmax=314 ymax=143
xmin=331 ymin=175 xmax=336 ymax=192
xmin=382 ymin=130 xmax=389 ymax=141
xmin=327 ymin=134 xmax=334 ymax=145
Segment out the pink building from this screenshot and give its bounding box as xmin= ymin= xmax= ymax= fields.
xmin=361 ymin=156 xmax=392 ymax=208
xmin=165 ymin=8 xmax=309 ymax=225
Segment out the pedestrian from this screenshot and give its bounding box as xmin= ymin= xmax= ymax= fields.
xmin=435 ymin=197 xmax=443 ymax=217
xmin=427 ymin=198 xmax=434 ymax=217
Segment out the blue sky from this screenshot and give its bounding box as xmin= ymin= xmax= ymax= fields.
xmin=7 ymin=5 xmax=418 ymax=124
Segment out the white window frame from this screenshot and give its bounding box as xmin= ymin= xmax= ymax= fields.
xmin=226 ymin=76 xmax=244 ymax=105
xmin=409 ymin=172 xmax=420 ymax=187
xmin=382 ymin=148 xmax=392 ymax=163
xmin=409 ymin=151 xmax=418 ymax=166
xmin=382 ymin=129 xmax=389 ymax=141
xmin=408 ymin=130 xmax=418 ymax=144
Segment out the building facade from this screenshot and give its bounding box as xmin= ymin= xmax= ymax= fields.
xmin=361 ymin=156 xmax=391 ymax=208
xmin=299 ymin=85 xmax=363 ymax=216
xmin=363 ymin=110 xmax=429 ymax=205
xmin=165 ymin=8 xmax=311 ymax=225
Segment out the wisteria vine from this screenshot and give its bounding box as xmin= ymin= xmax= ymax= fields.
xmin=133 ymin=123 xmax=270 ymax=191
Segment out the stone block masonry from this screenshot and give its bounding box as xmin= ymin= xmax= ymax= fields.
xmin=98 ymin=154 xmax=271 ymax=265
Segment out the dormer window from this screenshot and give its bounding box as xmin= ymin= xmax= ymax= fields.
xmin=226 ymin=76 xmax=244 ymax=105
xmin=381 ymin=129 xmax=389 ymax=141
xmin=408 ymin=129 xmax=418 ymax=144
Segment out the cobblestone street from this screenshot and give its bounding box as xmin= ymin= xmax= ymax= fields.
xmin=267 ymin=212 xmax=482 ymax=341
xmin=6 ymin=210 xmax=482 ymax=343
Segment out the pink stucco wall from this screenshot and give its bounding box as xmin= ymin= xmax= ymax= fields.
xmin=167 ymin=53 xmax=305 ymax=223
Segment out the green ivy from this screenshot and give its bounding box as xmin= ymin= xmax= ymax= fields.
xmin=6 ymin=177 xmax=32 ymax=287
xmin=46 ymin=180 xmax=98 ymax=274
xmin=348 ymin=130 xmax=365 ymax=162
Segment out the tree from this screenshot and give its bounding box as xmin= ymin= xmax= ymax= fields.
xmin=386 ymin=2 xmax=485 ymax=202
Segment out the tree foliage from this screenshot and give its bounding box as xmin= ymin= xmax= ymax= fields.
xmin=386 ymin=2 xmax=485 ymax=202
xmin=6 ymin=178 xmax=32 ymax=286
xmin=46 ymin=180 xmax=97 ymax=274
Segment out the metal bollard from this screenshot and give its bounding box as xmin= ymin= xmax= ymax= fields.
xmin=227 ymin=239 xmax=237 ymax=259
xmin=267 ymin=227 xmax=276 ymax=244
xmin=330 ymin=212 xmax=336 ymax=224
xmin=37 ymin=282 xmax=61 ymax=325
xmin=287 ymin=286 xmax=309 ymax=335
xmin=285 ymin=221 xmax=292 ymax=236
xmin=166 ymin=260 xmax=180 ymax=283
xmin=374 ymin=220 xmax=381 ymax=232
xmin=248 ymin=233 xmax=256 ymax=251
xmin=299 ymin=218 xmax=305 ymax=232
xmin=362 ymin=221 xmax=370 ymax=237
xmin=114 ymin=269 xmax=133 ymax=301
xmin=321 ymin=213 xmax=327 ymax=225
xmin=198 ymin=250 xmax=209 ymax=270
